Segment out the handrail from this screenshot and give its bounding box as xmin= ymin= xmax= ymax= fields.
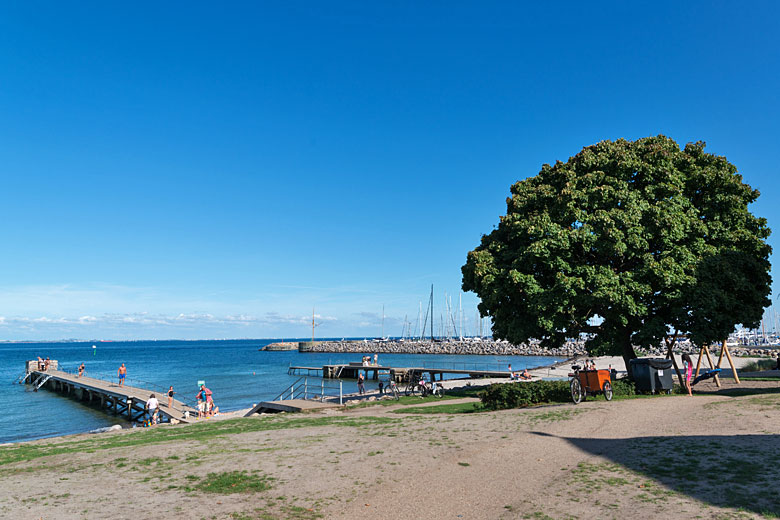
xmin=272 ymin=377 xmax=344 ymax=405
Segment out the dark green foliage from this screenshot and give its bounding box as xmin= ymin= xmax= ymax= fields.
xmin=609 ymin=379 xmax=636 ymax=396
xmin=479 ymin=379 xmax=636 ymax=410
xmin=462 ymin=136 xmax=771 ymax=365
xmin=479 ymin=380 xmax=571 ymax=410
xmin=740 ymin=358 xmax=778 ymax=372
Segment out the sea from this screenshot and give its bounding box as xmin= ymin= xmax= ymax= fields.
xmin=0 ymin=339 xmax=565 ymax=444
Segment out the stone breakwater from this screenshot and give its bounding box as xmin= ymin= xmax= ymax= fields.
xmin=638 ymin=342 xmax=779 ymax=358
xmin=300 ymin=339 xmax=586 ymax=357
xmin=300 ymin=339 xmax=779 ymax=358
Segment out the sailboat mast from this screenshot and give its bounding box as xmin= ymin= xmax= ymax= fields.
xmin=419 ymin=301 xmax=422 ymax=340
xmin=430 ymin=284 xmax=434 ymax=341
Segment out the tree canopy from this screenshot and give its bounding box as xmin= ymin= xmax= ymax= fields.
xmin=462 ymin=136 xmax=771 ymax=366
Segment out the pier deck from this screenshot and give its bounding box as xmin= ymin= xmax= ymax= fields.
xmin=25 ymin=367 xmax=197 ymax=424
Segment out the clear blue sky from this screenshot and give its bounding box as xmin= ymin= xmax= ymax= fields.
xmin=1 ymin=2 xmax=778 ymax=340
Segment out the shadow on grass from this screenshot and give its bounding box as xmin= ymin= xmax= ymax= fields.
xmin=532 ymin=431 xmax=780 ymax=516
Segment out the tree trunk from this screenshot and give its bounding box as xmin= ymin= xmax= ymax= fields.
xmin=620 ymin=329 xmax=638 ymax=380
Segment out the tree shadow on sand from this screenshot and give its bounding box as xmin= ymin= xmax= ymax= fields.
xmin=532 ymin=431 xmax=780 ymax=516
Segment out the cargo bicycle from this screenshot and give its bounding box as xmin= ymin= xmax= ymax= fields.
xmin=568 ymin=365 xmax=613 ymax=404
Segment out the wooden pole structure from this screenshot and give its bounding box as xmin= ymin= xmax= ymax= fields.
xmin=697 ymin=344 xmax=721 ymax=388
xmin=721 ymin=339 xmax=741 ymax=384
xmin=665 ymin=332 xmax=684 ymax=389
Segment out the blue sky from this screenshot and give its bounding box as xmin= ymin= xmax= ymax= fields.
xmin=1 ymin=2 xmax=778 ymax=340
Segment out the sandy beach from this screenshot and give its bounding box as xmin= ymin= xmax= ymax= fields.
xmin=2 ymin=361 xmax=779 ymax=520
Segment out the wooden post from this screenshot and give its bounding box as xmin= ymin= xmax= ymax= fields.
xmin=702 ymin=344 xmax=721 ymax=388
xmin=665 ymin=333 xmax=684 ymax=389
xmin=694 ymin=347 xmax=704 ymax=379
xmin=722 ymin=339 xmax=741 ymax=384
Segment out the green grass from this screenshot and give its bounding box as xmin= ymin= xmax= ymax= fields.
xmin=392 ymin=402 xmax=482 ymax=414
xmin=740 ymin=358 xmax=778 ymax=372
xmin=194 ymin=470 xmax=274 ymax=494
xmin=348 ymin=385 xmax=483 ymax=408
xmin=0 ymin=415 xmax=400 ymax=467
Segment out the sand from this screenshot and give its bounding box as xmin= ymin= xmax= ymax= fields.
xmin=2 ymin=371 xmax=779 ymax=519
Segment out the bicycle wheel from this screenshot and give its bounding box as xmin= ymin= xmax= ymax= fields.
xmin=603 ymin=381 xmax=613 ymax=401
xmin=420 ymin=385 xmax=428 ymax=397
xmin=405 ymin=384 xmax=415 ymax=396
xmin=570 ymin=378 xmax=583 ymax=404
xmin=434 ymin=386 xmax=445 ymax=398
xmin=392 ymin=387 xmax=400 ymax=400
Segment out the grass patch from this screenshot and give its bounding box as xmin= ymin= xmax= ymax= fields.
xmin=392 ymin=402 xmax=482 ymax=415
xmin=195 ymin=470 xmax=274 ymax=494
xmin=0 ymin=415 xmax=400 ymax=467
xmin=740 ymin=358 xmax=777 ymax=372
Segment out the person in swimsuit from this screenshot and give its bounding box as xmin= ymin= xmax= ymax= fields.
xmin=682 ymin=353 xmax=693 ymax=396
xmin=78 ymin=363 xmax=85 ymax=378
xmin=167 ymin=386 xmax=175 ymax=409
xmin=118 ymin=363 xmax=127 ymax=387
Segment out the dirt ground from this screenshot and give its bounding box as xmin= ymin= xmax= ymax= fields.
xmin=2 ymin=378 xmax=779 ymax=520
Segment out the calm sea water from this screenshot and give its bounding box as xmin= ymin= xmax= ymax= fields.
xmin=0 ymin=339 xmax=564 ymax=444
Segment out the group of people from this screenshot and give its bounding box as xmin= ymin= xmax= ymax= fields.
xmin=361 ymin=354 xmax=379 ymax=366
xmin=508 ymin=364 xmax=532 ymax=381
xmin=196 ymin=384 xmax=219 ymax=418
xmin=36 ymin=357 xmax=51 ymax=371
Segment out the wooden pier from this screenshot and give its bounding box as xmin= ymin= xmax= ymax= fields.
xmin=23 ymin=361 xmax=197 ymax=425
xmin=289 ymin=362 xmax=513 ymax=382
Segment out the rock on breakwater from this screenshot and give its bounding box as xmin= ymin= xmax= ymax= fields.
xmin=299 ymin=339 xmax=586 ymax=357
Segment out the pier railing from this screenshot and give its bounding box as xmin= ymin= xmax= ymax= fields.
xmin=272 ymin=377 xmax=344 ymax=405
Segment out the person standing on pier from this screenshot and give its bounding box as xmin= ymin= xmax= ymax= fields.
xmin=146 ymin=394 xmax=159 ymax=425
xmin=78 ymin=363 xmax=85 ymax=378
xmin=167 ymin=386 xmax=175 ymax=409
xmin=118 ymin=363 xmax=127 ymax=387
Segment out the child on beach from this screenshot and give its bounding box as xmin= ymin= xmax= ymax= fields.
xmin=682 ymin=353 xmax=693 ymax=396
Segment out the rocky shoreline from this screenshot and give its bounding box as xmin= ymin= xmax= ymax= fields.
xmin=300 ymin=338 xmax=779 ymax=358
xmin=300 ymin=339 xmax=585 ymax=357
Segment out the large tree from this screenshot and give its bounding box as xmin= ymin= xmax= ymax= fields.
xmin=462 ymin=136 xmax=771 ymax=371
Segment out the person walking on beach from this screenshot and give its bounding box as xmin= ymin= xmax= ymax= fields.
xmin=146 ymin=394 xmax=159 ymax=425
xmin=682 ymin=353 xmax=693 ymax=397
xmin=167 ymin=386 xmax=175 ymax=409
xmin=117 ymin=363 xmax=127 ymax=387
xmin=357 ymin=373 xmax=365 ymax=395
xmin=78 ymin=363 xmax=85 ymax=378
